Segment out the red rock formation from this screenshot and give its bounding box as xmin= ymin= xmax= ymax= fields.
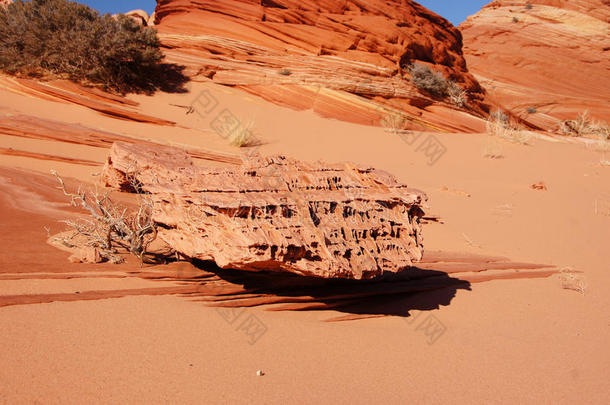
xmin=148 ymin=11 xmax=156 ymax=26
xmin=153 ymin=0 xmax=489 ymax=132
xmin=68 ymin=247 xmax=104 ymax=264
xmin=102 ymin=142 xmax=428 ymax=279
xmin=460 ymin=0 xmax=610 ymax=131
xmin=0 ymin=0 xmax=12 ymax=8
xmin=124 ymin=9 xmax=150 ymax=26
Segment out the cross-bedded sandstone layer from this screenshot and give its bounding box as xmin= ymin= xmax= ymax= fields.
xmin=461 ymin=0 xmax=610 ymax=131
xmin=152 ymin=0 xmax=489 ymax=132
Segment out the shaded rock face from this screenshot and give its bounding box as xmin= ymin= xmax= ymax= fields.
xmin=460 ymin=0 xmax=610 ymax=130
xmin=102 ymin=142 xmax=427 ymax=279
xmin=153 ymin=0 xmax=488 ymax=132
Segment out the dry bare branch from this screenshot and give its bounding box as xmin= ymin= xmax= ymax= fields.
xmin=51 ymin=168 xmax=159 ymax=266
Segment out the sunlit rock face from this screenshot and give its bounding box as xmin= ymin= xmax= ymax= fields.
xmin=124 ymin=9 xmax=150 ymax=26
xmin=151 ymin=0 xmax=490 ymax=133
xmin=460 ymin=0 xmax=610 ymax=130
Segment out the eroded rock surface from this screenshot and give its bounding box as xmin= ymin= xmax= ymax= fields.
xmin=102 ymin=142 xmax=427 ymax=279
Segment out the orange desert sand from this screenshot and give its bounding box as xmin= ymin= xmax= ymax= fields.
xmin=0 ymin=0 xmax=609 ymax=404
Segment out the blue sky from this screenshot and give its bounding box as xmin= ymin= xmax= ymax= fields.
xmin=416 ymin=1 xmax=490 ymax=25
xmin=76 ymin=0 xmax=157 ymax=16
xmin=76 ymin=1 xmax=489 ymax=26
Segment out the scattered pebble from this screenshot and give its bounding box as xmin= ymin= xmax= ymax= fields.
xmin=256 ymin=370 xmax=264 ymax=376
xmin=531 ymin=181 xmax=547 ymax=190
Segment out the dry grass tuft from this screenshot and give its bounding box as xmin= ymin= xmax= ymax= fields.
xmin=229 ymin=120 xmax=260 ymax=147
xmin=558 ymin=268 xmax=587 ymax=295
xmin=447 ymin=83 xmax=467 ymax=108
xmin=560 ymin=112 xmax=610 ymax=139
xmin=381 ymin=111 xmax=408 ymax=134
xmin=485 ymin=110 xmax=532 ymax=146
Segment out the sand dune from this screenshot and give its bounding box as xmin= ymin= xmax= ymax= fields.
xmin=0 ymin=70 xmax=608 ymax=402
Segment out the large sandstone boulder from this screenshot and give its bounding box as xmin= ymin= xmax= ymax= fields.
xmin=0 ymin=0 xmax=13 ymax=8
xmin=102 ymin=142 xmax=428 ymax=279
xmin=460 ymin=0 xmax=610 ymax=131
xmin=152 ymin=0 xmax=489 ymax=132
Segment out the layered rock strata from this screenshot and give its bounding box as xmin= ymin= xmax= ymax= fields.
xmin=152 ymin=0 xmax=490 ymax=132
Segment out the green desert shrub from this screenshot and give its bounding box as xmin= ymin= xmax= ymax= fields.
xmin=0 ymin=0 xmax=166 ymax=93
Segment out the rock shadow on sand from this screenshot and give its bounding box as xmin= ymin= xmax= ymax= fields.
xmin=179 ymin=259 xmax=472 ymax=322
xmin=160 ymin=250 xmax=559 ymax=322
